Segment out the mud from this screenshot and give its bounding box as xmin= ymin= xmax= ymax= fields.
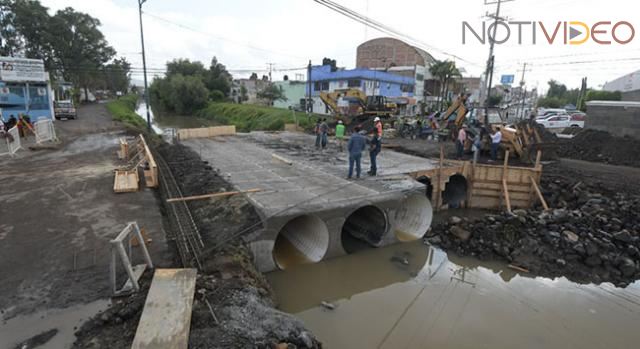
xmin=557 ymin=129 xmax=640 ymax=167
xmin=73 ymin=143 xmax=320 ymax=348
xmin=427 ymin=161 xmax=640 ymax=287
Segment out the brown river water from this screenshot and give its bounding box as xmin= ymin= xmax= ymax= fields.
xmin=267 ymin=240 xmax=640 ymax=349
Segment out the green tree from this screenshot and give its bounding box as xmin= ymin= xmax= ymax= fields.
xmin=536 ymin=96 xmax=564 ymax=108
xmin=168 ymin=74 xmax=209 ymax=114
xmin=0 ymin=0 xmax=54 ymax=62
xmin=104 ymin=57 xmax=131 ymax=94
xmin=585 ymin=90 xmax=621 ymax=102
xmin=205 ymin=56 xmax=231 ymax=96
xmin=239 ymin=84 xmax=248 ymax=103
xmin=546 ymin=80 xmax=568 ymax=99
xmin=48 ymin=7 xmax=115 ymax=96
xmin=429 ymin=60 xmax=461 ymax=110
xmin=257 ymin=84 xmax=286 ymax=106
xmin=487 ymin=95 xmax=503 ymax=107
xmin=166 ymin=58 xmax=206 ymax=79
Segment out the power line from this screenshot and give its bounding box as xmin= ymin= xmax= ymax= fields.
xmin=311 ymin=0 xmax=482 ymax=67
xmin=142 ymin=11 xmax=307 ymax=60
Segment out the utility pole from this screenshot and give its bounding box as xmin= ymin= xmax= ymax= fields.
xmin=306 ymin=60 xmax=312 ymax=117
xmin=267 ymin=63 xmax=275 ymax=82
xmin=138 ymin=0 xmax=151 ymax=132
xmin=481 ymin=0 xmax=514 ymax=125
xmin=515 ymin=62 xmax=530 ymax=120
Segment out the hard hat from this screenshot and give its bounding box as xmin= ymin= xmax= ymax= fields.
xmin=374 ymin=117 xmax=380 ymax=122
xmin=338 ymin=120 xmax=343 ymax=124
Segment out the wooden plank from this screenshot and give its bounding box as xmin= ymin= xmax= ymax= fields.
xmin=131 ymin=269 xmax=197 ymax=349
xmin=272 ymin=153 xmax=293 ymax=165
xmin=530 ymin=176 xmax=550 ymax=211
xmin=472 ymin=189 xmax=532 ymax=200
xmin=502 ymin=178 xmax=512 ymax=213
xmin=166 ymin=188 xmax=262 ymax=203
xmin=114 ymin=170 xmax=139 ymax=193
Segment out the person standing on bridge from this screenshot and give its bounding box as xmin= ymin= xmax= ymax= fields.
xmin=368 ymin=129 xmax=381 ymax=176
xmin=490 ymin=128 xmax=502 ymax=161
xmin=347 ymin=126 xmax=366 ymax=179
xmin=335 ymin=120 xmax=345 ymax=152
xmin=320 ymin=118 xmax=329 ymax=149
xmin=374 ymin=116 xmax=383 ymax=139
xmin=456 ymin=125 xmax=467 ymax=160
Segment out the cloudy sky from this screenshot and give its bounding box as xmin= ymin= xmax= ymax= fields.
xmin=40 ymin=0 xmax=639 ymax=92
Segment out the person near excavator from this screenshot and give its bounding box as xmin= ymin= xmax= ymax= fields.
xmin=373 ymin=117 xmax=383 ymax=138
xmin=490 ymin=128 xmax=502 ymax=161
xmin=368 ymin=129 xmax=381 ymax=176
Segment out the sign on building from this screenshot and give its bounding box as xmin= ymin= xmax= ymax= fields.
xmin=500 ymin=75 xmax=515 ymax=85
xmin=0 ymin=57 xmax=46 ymax=82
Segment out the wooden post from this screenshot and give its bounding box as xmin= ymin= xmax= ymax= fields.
xmin=435 ymin=144 xmax=444 ymax=211
xmin=501 ymin=150 xmax=510 ymax=212
xmin=534 ymin=150 xmax=542 ymax=170
xmin=530 ymin=176 xmax=549 ymax=211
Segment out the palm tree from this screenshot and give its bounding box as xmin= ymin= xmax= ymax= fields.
xmin=429 ymin=60 xmax=461 ymax=111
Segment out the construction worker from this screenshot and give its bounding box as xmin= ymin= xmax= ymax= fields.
xmin=456 ymin=125 xmax=467 ymax=160
xmin=335 ymin=120 xmax=345 ymax=152
xmin=314 ymin=119 xmax=321 ymax=148
xmin=490 ymin=128 xmax=502 ymax=161
xmin=320 ymin=118 xmax=329 ymax=149
xmin=347 ymin=126 xmax=366 ymax=179
xmin=368 ymin=129 xmax=381 ymax=176
xmin=374 ymin=117 xmax=383 ymax=138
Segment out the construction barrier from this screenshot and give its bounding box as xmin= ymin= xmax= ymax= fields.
xmin=177 ymin=125 xmax=235 ymax=140
xmin=34 ymin=119 xmax=57 ymax=144
xmin=0 ymin=126 xmax=21 ymax=157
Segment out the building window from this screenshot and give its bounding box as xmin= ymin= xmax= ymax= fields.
xmin=401 ymin=84 xmax=414 ymax=93
xmin=347 ymin=79 xmax=361 ymax=88
xmin=314 ymin=81 xmax=329 ymax=91
xmin=416 ymin=73 xmax=424 ymax=81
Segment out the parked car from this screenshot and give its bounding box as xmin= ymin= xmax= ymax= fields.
xmin=535 ymin=113 xmax=572 ymax=129
xmin=54 ymin=100 xmax=77 ymax=120
xmin=569 ymin=112 xmax=586 ymax=128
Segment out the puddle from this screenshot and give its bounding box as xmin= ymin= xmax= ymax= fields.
xmin=267 ymin=241 xmax=640 ymax=348
xmin=0 ymin=299 xmax=110 ymax=349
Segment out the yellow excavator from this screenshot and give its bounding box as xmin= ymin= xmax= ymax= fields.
xmin=319 ymin=88 xmax=397 ymax=122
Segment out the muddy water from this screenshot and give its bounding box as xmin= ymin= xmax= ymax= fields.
xmin=135 ymin=103 xmax=216 ymax=133
xmin=267 ymin=241 xmax=640 ymax=349
xmin=0 ymin=299 xmax=109 ymax=349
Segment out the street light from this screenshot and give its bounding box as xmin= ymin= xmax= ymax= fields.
xmin=138 ymin=0 xmax=151 ymax=132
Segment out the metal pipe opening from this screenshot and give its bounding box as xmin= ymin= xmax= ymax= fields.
xmin=341 ymin=205 xmax=388 ymax=253
xmin=273 ymin=215 xmax=329 ymax=270
xmin=393 ymin=193 xmax=434 ymax=241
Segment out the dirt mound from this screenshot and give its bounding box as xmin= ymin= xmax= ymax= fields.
xmin=557 ymin=129 xmax=640 ymax=167
xmin=513 ymin=120 xmax=559 ymax=161
xmin=426 ymin=164 xmax=640 ymax=287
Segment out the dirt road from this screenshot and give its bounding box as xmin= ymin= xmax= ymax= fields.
xmin=0 ymin=103 xmax=171 ymax=347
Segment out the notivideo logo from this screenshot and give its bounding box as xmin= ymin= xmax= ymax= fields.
xmin=462 ymin=20 xmax=635 ymax=45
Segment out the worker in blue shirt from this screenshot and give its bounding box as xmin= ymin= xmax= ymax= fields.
xmin=347 ymin=126 xmax=366 ymax=179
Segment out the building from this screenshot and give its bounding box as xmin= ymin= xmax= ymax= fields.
xmin=585 ymin=100 xmax=640 ymax=139
xmin=231 ymin=78 xmax=268 ymax=105
xmin=603 ymin=70 xmax=640 ymax=102
xmin=0 ymin=57 xmax=54 ymax=122
xmin=273 ymin=79 xmax=307 ymax=110
xmin=309 ymin=64 xmax=417 ymax=115
xmin=356 ymin=37 xmax=436 ymax=105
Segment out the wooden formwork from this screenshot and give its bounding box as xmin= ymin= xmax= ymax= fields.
xmin=409 ymin=149 xmax=546 ymax=212
xmin=177 ymin=125 xmax=236 ymax=140
xmin=113 ymin=134 xmax=158 ymax=192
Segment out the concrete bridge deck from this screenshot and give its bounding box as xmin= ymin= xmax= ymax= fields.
xmin=183 ymin=132 xmax=437 ymax=272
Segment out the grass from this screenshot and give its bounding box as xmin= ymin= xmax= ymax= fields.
xmin=106 ymin=95 xmax=146 ymax=129
xmin=195 ymin=102 xmax=323 ymax=132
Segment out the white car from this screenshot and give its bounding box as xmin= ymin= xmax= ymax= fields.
xmin=536 ymin=113 xmax=573 ymax=129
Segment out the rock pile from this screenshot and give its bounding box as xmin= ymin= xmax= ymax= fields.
xmin=557 ymin=129 xmax=640 ymax=167
xmin=426 ymin=171 xmax=640 ymax=287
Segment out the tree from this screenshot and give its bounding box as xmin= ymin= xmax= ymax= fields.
xmin=0 ymin=0 xmax=54 ymax=62
xmin=166 ymin=58 xmax=206 ymax=79
xmin=239 ymin=84 xmax=248 ymax=103
xmin=204 ymin=56 xmax=231 ymax=96
xmin=487 ymin=95 xmax=503 ymax=107
xmin=48 ymin=7 xmax=115 ymax=96
xmin=546 ymin=80 xmax=568 ymax=99
xmin=429 ymin=60 xmax=461 ymax=110
xmin=168 ymin=74 xmax=209 ymax=114
xmin=249 ymin=72 xmax=258 ymax=80
xmin=104 ymin=57 xmax=131 ymax=94
xmin=536 ymin=96 xmax=564 ymax=108
xmin=257 ymin=84 xmax=286 ymax=105
xmin=585 ymin=90 xmax=621 ymax=102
